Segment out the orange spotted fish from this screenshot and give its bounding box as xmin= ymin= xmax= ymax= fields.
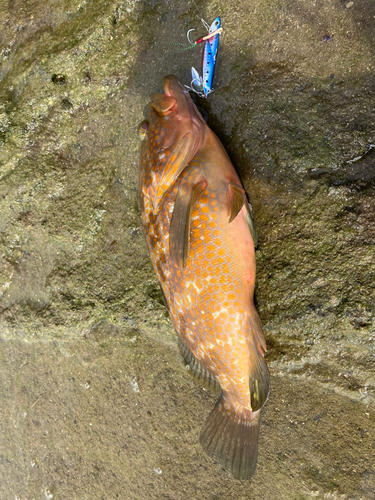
xmin=139 ymin=75 xmax=270 ymax=480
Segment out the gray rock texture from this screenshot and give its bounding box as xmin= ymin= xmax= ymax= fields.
xmin=0 ymin=0 xmax=374 ymax=498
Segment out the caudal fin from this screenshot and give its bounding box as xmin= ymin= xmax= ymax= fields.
xmin=200 ymin=398 xmax=261 ymax=480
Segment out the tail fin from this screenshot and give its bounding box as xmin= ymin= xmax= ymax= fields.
xmin=200 ymin=399 xmax=261 ymax=480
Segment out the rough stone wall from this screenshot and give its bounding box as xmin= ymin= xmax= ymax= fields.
xmin=0 ymin=0 xmax=374 ymax=498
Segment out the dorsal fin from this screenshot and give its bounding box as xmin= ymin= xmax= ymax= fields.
xmin=228 ymin=182 xmax=246 ymax=223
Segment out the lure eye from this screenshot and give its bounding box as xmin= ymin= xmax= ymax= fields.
xmin=215 ymin=20 xmax=219 ymax=26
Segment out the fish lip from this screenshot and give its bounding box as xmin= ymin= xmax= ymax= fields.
xmin=163 ymin=75 xmax=186 ymax=99
xmin=162 ymin=75 xmax=204 ymax=128
xmin=162 ymin=75 xmax=173 ymax=96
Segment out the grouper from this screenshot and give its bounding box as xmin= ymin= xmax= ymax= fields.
xmin=138 ymin=75 xmax=270 ymax=480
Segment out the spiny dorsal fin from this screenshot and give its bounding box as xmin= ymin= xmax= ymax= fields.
xmin=228 ymin=182 xmax=246 ymax=223
xmin=178 ymin=337 xmax=221 ymax=394
xmin=169 ymin=177 xmax=206 ymax=268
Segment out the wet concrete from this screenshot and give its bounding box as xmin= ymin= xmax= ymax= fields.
xmin=0 ymin=0 xmax=374 ymax=498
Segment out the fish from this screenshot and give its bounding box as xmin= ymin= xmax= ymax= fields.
xmin=138 ymin=75 xmax=270 ymax=480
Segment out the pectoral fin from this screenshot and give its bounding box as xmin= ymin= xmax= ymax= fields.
xmin=169 ymin=176 xmax=206 ymax=268
xmin=228 ymin=182 xmax=246 ymax=223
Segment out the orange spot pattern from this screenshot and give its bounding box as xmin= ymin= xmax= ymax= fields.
xmin=139 ymin=89 xmax=266 ymax=414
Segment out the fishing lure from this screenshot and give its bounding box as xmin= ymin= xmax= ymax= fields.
xmin=185 ymin=17 xmax=222 ymax=98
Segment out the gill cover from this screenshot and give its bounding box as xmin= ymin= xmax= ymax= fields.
xmin=140 ymin=76 xmax=206 ymax=210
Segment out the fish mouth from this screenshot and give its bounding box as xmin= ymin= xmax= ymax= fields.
xmin=163 ymin=75 xmax=186 ymax=99
xmin=163 ymin=75 xmax=200 ymax=119
xmin=162 ymin=75 xmax=206 ymax=148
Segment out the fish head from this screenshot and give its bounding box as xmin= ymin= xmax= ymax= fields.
xmin=139 ymin=75 xmax=206 ymax=210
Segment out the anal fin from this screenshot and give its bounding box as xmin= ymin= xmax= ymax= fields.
xmin=178 ymin=337 xmax=221 ymax=394
xmin=169 ymin=176 xmax=206 ymax=268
